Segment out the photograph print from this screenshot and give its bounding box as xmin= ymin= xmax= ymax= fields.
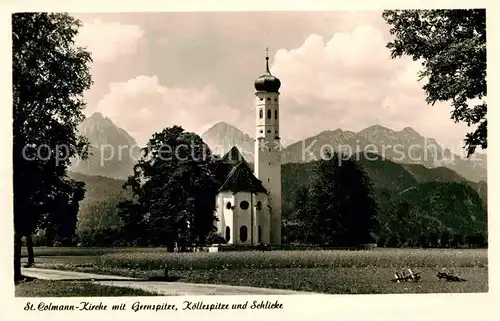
xmin=12 ymin=9 xmax=487 ymax=298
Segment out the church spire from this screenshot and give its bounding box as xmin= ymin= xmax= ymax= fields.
xmin=265 ymin=47 xmax=270 ymax=74
xmin=254 ymin=47 xmax=281 ymax=93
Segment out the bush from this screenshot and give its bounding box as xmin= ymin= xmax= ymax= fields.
xmin=205 ymin=232 xmax=227 ymax=245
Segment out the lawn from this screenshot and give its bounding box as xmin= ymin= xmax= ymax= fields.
xmin=15 ymin=279 xmax=157 ymax=297
xmin=23 ymin=247 xmax=488 ymax=295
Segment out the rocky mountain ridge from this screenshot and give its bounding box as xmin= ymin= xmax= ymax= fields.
xmin=70 ymin=116 xmax=487 ymax=183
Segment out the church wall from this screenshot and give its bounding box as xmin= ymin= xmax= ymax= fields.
xmin=255 ymin=93 xmax=280 ymax=139
xmin=254 ymin=192 xmax=270 ymax=244
xmin=219 ymin=192 xmax=235 ymax=244
xmin=254 ymin=91 xmax=282 ymax=245
xmin=215 ymin=195 xmax=224 ymax=233
xmin=233 ymin=192 xmax=253 ymax=245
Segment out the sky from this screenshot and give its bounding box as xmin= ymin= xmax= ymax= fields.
xmin=72 ymin=11 xmax=475 ymax=154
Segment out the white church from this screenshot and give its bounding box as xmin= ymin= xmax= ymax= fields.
xmin=213 ymin=52 xmax=282 ymax=246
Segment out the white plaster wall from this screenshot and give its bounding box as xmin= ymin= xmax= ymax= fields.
xmin=220 ymin=192 xmax=235 ymax=244
xmin=233 ymin=192 xmax=253 ymax=245
xmin=254 ymin=91 xmax=282 ymax=245
xmin=255 ymin=92 xmax=280 ymax=139
xmin=215 ymin=195 xmax=223 ymax=233
xmin=255 ymin=192 xmax=270 ymax=244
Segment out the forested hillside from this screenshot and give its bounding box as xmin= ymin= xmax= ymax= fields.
xmin=69 ymin=152 xmax=487 ymax=248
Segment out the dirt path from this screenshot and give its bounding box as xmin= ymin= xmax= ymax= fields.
xmin=21 ymin=268 xmax=313 ymax=296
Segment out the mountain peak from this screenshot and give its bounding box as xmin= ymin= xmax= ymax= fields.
xmin=401 ymin=127 xmax=418 ymax=134
xmin=72 ymin=112 xmax=140 ymax=179
xmin=202 ymin=121 xmax=254 ymax=158
xmin=360 ymin=124 xmax=393 ymax=133
xmin=318 ymin=128 xmax=343 ymax=136
xmin=90 ymin=112 xmax=104 ymax=119
xmin=205 ymin=121 xmax=236 ymax=131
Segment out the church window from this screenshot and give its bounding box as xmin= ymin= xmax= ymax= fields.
xmin=267 ymin=97 xmax=271 ymax=101
xmin=256 ymin=201 xmax=262 ymax=210
xmin=259 ymin=130 xmax=263 ymax=133
xmin=225 ymin=226 xmax=231 ymax=242
xmin=226 ymin=202 xmax=232 ymax=210
xmin=274 ymin=98 xmax=277 ymax=102
xmin=267 ymin=109 xmax=271 ymax=119
xmin=267 ymin=130 xmax=271 ymax=133
xmin=240 ymin=200 xmax=249 ymax=210
xmin=240 ymin=226 xmax=248 ymax=242
xmin=268 ymin=178 xmax=270 ymax=182
xmin=258 ymin=225 xmax=262 ymax=243
xmin=275 ymin=110 xmax=278 ymax=119
xmin=275 ymin=130 xmax=278 ymax=134
xmin=259 ymin=109 xmax=263 ymax=118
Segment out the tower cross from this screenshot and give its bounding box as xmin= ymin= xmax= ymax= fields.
xmin=265 ymin=47 xmax=270 ymax=73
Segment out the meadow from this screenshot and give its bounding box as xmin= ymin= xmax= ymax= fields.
xmin=22 ymin=247 xmax=488 ymax=294
xmin=15 ymin=279 xmax=157 ymax=297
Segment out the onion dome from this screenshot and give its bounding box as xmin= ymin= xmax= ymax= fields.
xmin=254 ymin=50 xmax=281 ymax=93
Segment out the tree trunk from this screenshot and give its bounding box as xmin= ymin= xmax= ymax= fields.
xmin=25 ymin=234 xmax=35 ymax=267
xmin=14 ymin=232 xmax=23 ymax=283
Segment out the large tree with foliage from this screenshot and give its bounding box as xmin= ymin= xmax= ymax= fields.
xmin=120 ymin=126 xmax=218 ymax=251
xmin=13 ymin=13 xmax=92 ymax=281
xmin=76 ymin=194 xmax=128 ymax=246
xmin=38 ymin=178 xmax=86 ymax=246
xmin=297 ymin=153 xmax=379 ymax=246
xmin=382 ymin=9 xmax=486 ymax=156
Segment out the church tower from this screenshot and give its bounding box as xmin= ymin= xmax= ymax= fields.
xmin=253 ymin=49 xmax=282 ymax=245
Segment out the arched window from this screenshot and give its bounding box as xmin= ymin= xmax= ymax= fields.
xmin=258 ymin=225 xmax=262 ymax=243
xmin=267 ymin=109 xmax=271 ymax=119
xmin=256 ymin=201 xmax=262 ymax=210
xmin=226 ymin=202 xmax=232 ymax=210
xmin=259 ymin=109 xmax=263 ymax=119
xmin=275 ymin=110 xmax=278 ymax=119
xmin=240 ymin=226 xmax=248 ymax=242
xmin=240 ymin=200 xmax=249 ymax=210
xmin=225 ymin=226 xmax=231 ymax=242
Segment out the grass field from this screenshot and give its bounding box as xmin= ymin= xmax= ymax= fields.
xmin=22 ymin=247 xmax=488 ymax=294
xmin=15 ymin=279 xmax=157 ymax=297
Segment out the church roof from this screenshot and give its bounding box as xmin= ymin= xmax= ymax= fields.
xmin=221 ymin=146 xmax=247 ymax=166
xmin=254 ymin=52 xmax=281 ymax=93
xmin=218 ymin=157 xmax=267 ymax=194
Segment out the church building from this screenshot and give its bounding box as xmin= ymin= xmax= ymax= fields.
xmin=213 ymin=51 xmax=282 ymax=245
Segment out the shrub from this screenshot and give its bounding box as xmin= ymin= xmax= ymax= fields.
xmin=205 ymin=232 xmax=227 ymax=245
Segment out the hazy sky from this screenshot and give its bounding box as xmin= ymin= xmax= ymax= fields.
xmin=73 ymin=11 xmax=474 ymax=153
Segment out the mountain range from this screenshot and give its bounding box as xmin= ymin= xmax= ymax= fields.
xmin=203 ymin=122 xmax=487 ymax=183
xmin=68 ymin=114 xmax=487 ymax=245
xmin=71 ymin=113 xmax=487 ymax=184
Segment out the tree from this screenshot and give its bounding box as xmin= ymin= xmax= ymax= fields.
xmin=382 ymin=9 xmax=486 ymax=156
xmin=38 ymin=178 xmax=86 ymax=246
xmin=299 ymin=153 xmax=379 ymax=246
xmin=120 ymin=126 xmax=218 ymax=251
xmin=12 ymin=13 xmax=92 ymax=281
xmin=76 ymin=194 xmax=127 ymax=246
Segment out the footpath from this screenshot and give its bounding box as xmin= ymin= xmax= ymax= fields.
xmin=21 ymin=267 xmax=311 ymax=296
